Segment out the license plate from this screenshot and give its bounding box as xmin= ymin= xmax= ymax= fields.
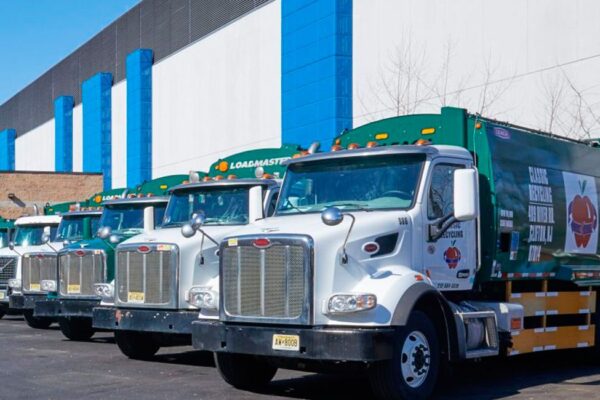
xmin=30 ymin=283 xmax=40 ymax=291
xmin=68 ymin=284 xmax=81 ymax=294
xmin=0 ymin=291 xmax=5 ymax=300
xmin=272 ymin=334 xmax=300 ymax=351
xmin=128 ymin=291 xmax=145 ymax=303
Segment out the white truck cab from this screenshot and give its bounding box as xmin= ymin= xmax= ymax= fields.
xmin=3 ymin=215 xmax=61 ymax=326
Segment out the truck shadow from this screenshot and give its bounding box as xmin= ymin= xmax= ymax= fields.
xmin=247 ymin=350 xmax=600 ymax=399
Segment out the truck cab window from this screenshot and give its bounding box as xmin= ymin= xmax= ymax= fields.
xmin=428 ymin=164 xmax=461 ymax=220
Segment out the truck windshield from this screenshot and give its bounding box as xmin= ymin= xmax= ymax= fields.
xmin=55 ymin=215 xmax=101 ymax=241
xmin=276 ymin=154 xmax=425 ymax=214
xmin=100 ymin=203 xmax=166 ymax=234
xmin=13 ymin=225 xmax=58 ymax=246
xmin=0 ymin=231 xmax=9 ymax=248
xmin=163 ymin=187 xmax=249 ymax=226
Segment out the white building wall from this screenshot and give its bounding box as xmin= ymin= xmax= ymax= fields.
xmin=15 ymin=119 xmax=55 ymax=171
xmin=151 ymin=0 xmax=281 ymax=178
xmin=353 ymin=0 xmax=600 ymax=137
xmin=72 ymin=104 xmax=83 ymax=172
xmin=111 ymin=81 xmax=127 ymax=188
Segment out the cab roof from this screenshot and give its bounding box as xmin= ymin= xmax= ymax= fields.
xmin=15 ymin=215 xmax=62 ymax=226
xmin=103 ymin=196 xmax=169 ymax=206
xmin=62 ymin=210 xmax=103 ymax=218
xmin=169 ymin=178 xmax=280 ymax=193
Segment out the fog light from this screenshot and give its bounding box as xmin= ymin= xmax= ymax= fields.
xmin=8 ymin=279 xmax=21 ymax=290
xmin=40 ymin=280 xmax=56 ymax=292
xmin=187 ymin=287 xmax=219 ymax=309
xmin=327 ymin=293 xmax=377 ymax=314
xmin=93 ymin=283 xmax=114 ymax=301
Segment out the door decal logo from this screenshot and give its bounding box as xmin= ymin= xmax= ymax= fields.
xmin=564 ymin=172 xmax=598 ymax=253
xmin=443 ymin=241 xmax=461 ymax=269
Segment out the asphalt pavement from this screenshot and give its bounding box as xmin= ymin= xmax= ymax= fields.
xmin=1 ymin=314 xmax=600 ymax=400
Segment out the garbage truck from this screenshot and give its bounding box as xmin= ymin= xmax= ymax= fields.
xmin=2 ymin=215 xmax=61 ymax=326
xmin=33 ymin=176 xmax=186 ymax=340
xmin=0 ymin=218 xmax=14 ymax=317
xmin=0 ymin=218 xmax=14 ymax=249
xmin=92 ymin=145 xmax=303 ymax=359
xmin=191 ymin=107 xmax=600 ymax=399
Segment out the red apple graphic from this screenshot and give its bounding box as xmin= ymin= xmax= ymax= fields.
xmin=568 ymin=180 xmax=597 ymax=248
xmin=444 ymin=241 xmax=461 ymax=269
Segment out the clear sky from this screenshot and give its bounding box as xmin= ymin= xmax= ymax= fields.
xmin=0 ymin=0 xmax=140 ymax=105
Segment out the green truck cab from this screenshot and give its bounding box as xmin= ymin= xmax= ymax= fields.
xmin=33 ymin=175 xmax=187 ymax=340
xmin=0 ymin=218 xmax=14 ymax=249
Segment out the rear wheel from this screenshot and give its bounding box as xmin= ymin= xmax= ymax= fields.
xmin=115 ymin=330 xmax=160 ymax=360
xmin=58 ymin=317 xmax=95 ymax=341
xmin=369 ymin=311 xmax=440 ymax=400
xmin=0 ymin=309 xmax=5 ymax=319
xmin=23 ymin=310 xmax=52 ymax=329
xmin=215 ymin=353 xmax=278 ymax=390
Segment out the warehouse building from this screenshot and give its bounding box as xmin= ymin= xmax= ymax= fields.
xmin=1 ymin=0 xmax=599 ymax=190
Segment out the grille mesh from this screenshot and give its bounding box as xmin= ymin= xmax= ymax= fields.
xmin=0 ymin=257 xmax=17 ymax=284
xmin=116 ymin=248 xmax=174 ymax=306
xmin=223 ymin=243 xmax=306 ymax=320
xmin=59 ymin=252 xmax=104 ymax=296
xmin=22 ymin=254 xmax=57 ymax=292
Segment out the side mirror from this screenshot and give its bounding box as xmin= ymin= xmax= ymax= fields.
xmin=321 ymin=207 xmax=344 ymax=226
xmin=453 ymin=169 xmax=479 ymax=221
xmin=181 ymin=224 xmax=196 ymax=238
xmin=41 ymin=233 xmax=51 ymax=244
xmin=97 ymin=226 xmax=112 ymax=239
xmin=190 ymin=212 xmax=206 ymax=231
xmin=8 ymin=241 xmax=15 ymax=251
xmin=109 ymin=235 xmax=121 ymax=244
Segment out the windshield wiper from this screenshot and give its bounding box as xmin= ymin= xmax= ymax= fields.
xmin=324 ymin=202 xmax=372 ymax=212
xmin=280 ymin=200 xmax=306 ymax=214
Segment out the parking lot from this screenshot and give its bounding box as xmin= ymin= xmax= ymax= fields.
xmin=0 ymin=315 xmax=599 ymax=400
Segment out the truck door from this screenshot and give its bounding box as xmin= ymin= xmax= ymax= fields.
xmin=422 ymin=160 xmax=477 ymax=291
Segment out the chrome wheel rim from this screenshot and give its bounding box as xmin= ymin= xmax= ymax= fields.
xmin=400 ymin=330 xmax=431 ymax=388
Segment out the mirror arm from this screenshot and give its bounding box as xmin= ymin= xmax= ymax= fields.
xmin=428 ymin=213 xmax=457 ymax=242
xmin=340 ymin=213 xmax=356 ymax=264
xmin=199 ymin=228 xmax=219 ymax=247
xmin=45 ymin=242 xmax=59 ymax=253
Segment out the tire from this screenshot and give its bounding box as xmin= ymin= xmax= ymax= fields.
xmin=369 ymin=311 xmax=440 ymax=400
xmin=23 ymin=310 xmax=53 ymax=329
xmin=114 ymin=330 xmax=160 ymax=360
xmin=0 ymin=310 xmax=5 ymax=319
xmin=215 ymin=352 xmax=278 ymax=390
xmin=58 ymin=317 xmax=95 ymax=341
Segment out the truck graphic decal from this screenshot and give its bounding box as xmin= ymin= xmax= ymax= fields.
xmin=443 ymin=241 xmax=461 ymax=269
xmin=563 ymin=172 xmax=598 ymax=254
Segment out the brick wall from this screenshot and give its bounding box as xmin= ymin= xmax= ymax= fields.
xmin=0 ymin=171 xmax=103 ymax=219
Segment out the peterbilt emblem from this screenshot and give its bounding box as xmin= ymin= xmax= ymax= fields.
xmin=137 ymin=245 xmax=151 ymax=254
xmin=75 ymin=250 xmax=86 ymax=257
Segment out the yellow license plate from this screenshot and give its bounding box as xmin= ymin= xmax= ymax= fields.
xmin=0 ymin=291 xmax=5 ymax=300
xmin=272 ymin=334 xmax=300 ymax=351
xmin=128 ymin=291 xmax=145 ymax=303
xmin=30 ymin=283 xmax=40 ymax=291
xmin=68 ymin=284 xmax=81 ymax=294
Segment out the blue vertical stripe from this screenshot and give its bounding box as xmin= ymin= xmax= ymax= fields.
xmin=0 ymin=129 xmax=15 ymax=170
xmin=54 ymin=96 xmax=74 ymax=172
xmin=82 ymin=72 xmax=112 ymax=190
xmin=126 ymin=49 xmax=153 ymax=187
xmin=282 ymin=0 xmax=352 ymax=149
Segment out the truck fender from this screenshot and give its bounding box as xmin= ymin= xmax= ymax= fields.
xmin=390 ymin=282 xmax=460 ymax=362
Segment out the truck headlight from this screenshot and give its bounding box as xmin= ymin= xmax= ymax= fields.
xmin=93 ymin=283 xmax=114 ymax=301
xmin=327 ymin=293 xmax=377 ymax=314
xmin=40 ymin=280 xmax=56 ymax=292
xmin=187 ymin=287 xmax=219 ymax=309
xmin=8 ymin=279 xmax=21 ymax=290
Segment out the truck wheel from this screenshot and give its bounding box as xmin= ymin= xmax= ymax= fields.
xmin=215 ymin=353 xmax=277 ymax=390
xmin=23 ymin=310 xmax=53 ymax=329
xmin=58 ymin=317 xmax=95 ymax=341
xmin=0 ymin=309 xmax=5 ymax=319
xmin=114 ymin=330 xmax=160 ymax=360
xmin=369 ymin=311 xmax=440 ymax=400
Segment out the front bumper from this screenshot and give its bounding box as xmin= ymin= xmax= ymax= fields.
xmin=192 ymin=321 xmax=395 ymax=362
xmin=9 ymin=293 xmax=46 ymax=310
xmin=92 ymin=306 xmax=198 ymax=335
xmin=0 ymin=287 xmax=8 ymax=305
xmin=34 ymin=298 xmax=100 ymax=318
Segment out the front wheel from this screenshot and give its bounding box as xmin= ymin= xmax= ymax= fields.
xmin=58 ymin=317 xmax=95 ymax=341
xmin=215 ymin=353 xmax=278 ymax=390
xmin=114 ymin=330 xmax=160 ymax=360
xmin=369 ymin=311 xmax=440 ymax=400
xmin=23 ymin=310 xmax=53 ymax=329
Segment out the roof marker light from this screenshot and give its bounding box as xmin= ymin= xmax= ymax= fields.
xmin=331 ymin=145 xmax=343 ymax=152
xmin=203 ymin=176 xmax=212 ymax=182
xmin=366 ymin=141 xmax=378 ymax=148
xmin=334 ymin=138 xmax=341 ymax=145
xmin=227 ymin=174 xmax=237 ymax=180
xmin=414 ymin=139 xmax=431 ymax=146
xmin=214 ymin=175 xmax=224 ymax=181
xmin=347 ymin=143 xmax=360 ymax=150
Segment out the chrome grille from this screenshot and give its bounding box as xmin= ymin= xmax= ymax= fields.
xmin=0 ymin=256 xmax=17 ymax=284
xmin=221 ymin=236 xmax=312 ymax=324
xmin=116 ymin=245 xmax=176 ymax=307
xmin=59 ymin=251 xmax=105 ymax=297
xmin=22 ymin=253 xmax=57 ymax=292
